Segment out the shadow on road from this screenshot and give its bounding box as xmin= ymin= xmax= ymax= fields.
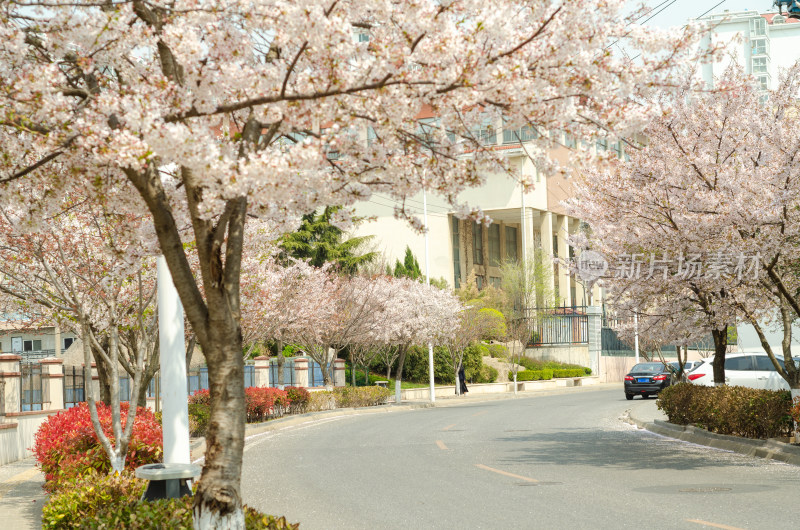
xmin=492 ymin=427 xmax=752 ymax=472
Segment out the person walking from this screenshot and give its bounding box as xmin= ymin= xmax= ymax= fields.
xmin=458 ymin=365 xmax=468 ymax=395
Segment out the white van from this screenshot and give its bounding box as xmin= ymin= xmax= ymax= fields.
xmin=687 ymin=352 xmax=799 ymax=390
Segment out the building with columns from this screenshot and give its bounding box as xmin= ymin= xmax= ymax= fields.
xmin=352 ymin=129 xmax=609 ymax=307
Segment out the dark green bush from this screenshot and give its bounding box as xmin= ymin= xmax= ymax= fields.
xmin=42 ymin=471 xmax=298 ymax=529
xmin=188 ymin=403 xmax=211 ymax=437
xmin=475 ymin=364 xmax=499 ymax=383
xmin=657 ymin=383 xmax=792 ymax=439
xmin=513 ymin=369 xmax=553 ymax=381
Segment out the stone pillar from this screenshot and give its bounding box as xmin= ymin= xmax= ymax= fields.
xmin=556 ymin=215 xmax=571 ymax=306
xmin=0 ymin=354 xmax=22 ymax=416
xmin=253 ymin=356 xmax=270 ymax=388
xmin=587 ymin=306 xmax=602 ymax=378
xmin=40 ymin=358 xmax=64 ymax=411
xmin=294 ymin=357 xmax=309 ymax=388
xmin=334 ymin=359 xmax=345 ymax=387
xmin=539 ymin=212 xmax=556 ymax=300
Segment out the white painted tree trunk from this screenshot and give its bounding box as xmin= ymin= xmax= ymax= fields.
xmin=195 ymin=508 xmax=245 ymax=530
xmin=513 ymin=373 xmax=518 ymax=395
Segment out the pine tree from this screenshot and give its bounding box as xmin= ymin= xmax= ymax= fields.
xmin=278 ymin=206 xmax=376 ymax=274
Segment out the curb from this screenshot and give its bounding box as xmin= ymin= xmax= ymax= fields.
xmin=623 ymin=408 xmax=800 ymax=467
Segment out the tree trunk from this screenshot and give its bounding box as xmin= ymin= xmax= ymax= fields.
xmin=454 ymin=366 xmax=460 ymax=396
xmin=394 ymin=345 xmax=408 ymax=403
xmin=276 ymin=353 xmax=285 ymax=389
xmin=363 ymin=364 xmax=369 ymax=387
xmin=351 ymin=362 xmax=356 ymax=386
xmin=192 ymin=327 xmax=246 ymax=529
xmin=711 ymin=326 xmax=728 ymax=386
xmin=91 ymin=340 xmax=113 ymax=405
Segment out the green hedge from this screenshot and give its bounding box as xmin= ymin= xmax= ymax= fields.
xmin=513 ymin=369 xmax=554 ymax=381
xmin=657 ymin=383 xmax=792 ymax=439
xmin=553 ymin=368 xmax=588 ymax=378
xmin=332 ymin=386 xmax=391 ymax=408
xmin=42 ymin=471 xmax=297 ymax=529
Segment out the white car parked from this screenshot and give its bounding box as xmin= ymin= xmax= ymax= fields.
xmin=687 ymin=352 xmax=798 ymax=390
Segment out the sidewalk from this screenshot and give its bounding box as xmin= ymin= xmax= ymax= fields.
xmin=625 ymin=397 xmax=800 ymax=466
xmin=0 ymin=456 xmax=45 ymax=529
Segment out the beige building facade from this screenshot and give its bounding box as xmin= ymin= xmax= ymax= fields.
xmin=353 ymin=128 xmax=609 ymax=307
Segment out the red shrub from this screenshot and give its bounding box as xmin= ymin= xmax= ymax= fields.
xmin=34 ymin=402 xmax=163 ymax=492
xmin=285 ymin=386 xmax=310 ymax=413
xmin=244 ymin=387 xmax=288 ymax=422
xmin=188 ymin=388 xmax=211 ymax=406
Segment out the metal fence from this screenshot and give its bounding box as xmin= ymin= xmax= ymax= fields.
xmin=525 ymin=306 xmax=589 ymax=346
xmin=63 ymin=365 xmax=85 ymax=408
xmin=20 ymin=361 xmax=44 ymax=411
xmin=152 ymin=363 xmax=257 ymax=398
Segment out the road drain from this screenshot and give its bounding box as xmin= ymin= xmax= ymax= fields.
xmin=679 ymin=487 xmax=732 ymax=493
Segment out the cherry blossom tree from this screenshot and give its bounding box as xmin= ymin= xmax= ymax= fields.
xmin=570 ymin=64 xmax=800 ymax=388
xmin=0 ymin=1 xmax=713 ymax=524
xmin=0 ymin=193 xmax=159 ymax=473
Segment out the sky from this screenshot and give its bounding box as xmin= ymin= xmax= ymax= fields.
xmin=640 ymin=0 xmax=775 ymax=28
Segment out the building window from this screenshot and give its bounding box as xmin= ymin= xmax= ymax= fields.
xmin=750 ymin=17 xmax=766 ymax=36
xmin=756 ymin=74 xmax=769 ymax=90
xmin=503 ymin=124 xmax=538 ymax=144
xmin=473 ymin=224 xmax=484 ymax=265
xmin=564 ymin=133 xmax=577 ymax=148
xmin=552 ymin=234 xmax=559 ymax=258
xmin=752 ymin=57 xmax=767 ymax=73
xmin=452 ymin=218 xmax=461 ymax=289
xmin=356 ymin=31 xmax=370 ymax=42
xmin=596 ymin=137 xmax=608 ymax=152
xmin=475 ymin=275 xmax=484 ymax=290
xmin=64 ymin=337 xmax=74 ymax=350
xmin=751 ymin=38 xmax=767 ymax=56
xmin=23 ymin=339 xmax=42 ymax=351
xmin=489 ymin=276 xmax=502 ymax=288
xmin=488 ymin=224 xmax=501 ymax=266
xmin=505 ymin=226 xmax=518 ymax=262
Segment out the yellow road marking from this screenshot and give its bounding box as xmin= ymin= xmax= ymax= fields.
xmin=686 ymin=519 xmax=745 ymax=530
xmin=475 ymin=464 xmax=538 ymax=483
xmin=442 ymin=423 xmax=456 ymax=431
xmin=436 ymin=440 xmax=448 ymax=450
xmin=472 ymin=411 xmax=488 ymax=417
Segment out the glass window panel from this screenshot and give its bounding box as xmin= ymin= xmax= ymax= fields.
xmin=473 ymin=224 xmax=484 ymax=265
xmin=505 ymin=226 xmax=518 ymax=261
xmin=488 ymin=224 xmax=501 ymax=266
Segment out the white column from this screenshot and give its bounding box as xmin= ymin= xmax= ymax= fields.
xmin=423 ymin=189 xmax=435 ymax=404
xmin=157 ymin=256 xmax=190 ymax=465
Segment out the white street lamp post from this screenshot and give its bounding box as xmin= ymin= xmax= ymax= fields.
xmin=423 ymin=189 xmax=436 ymax=404
xmin=157 ymin=256 xmax=191 ymax=464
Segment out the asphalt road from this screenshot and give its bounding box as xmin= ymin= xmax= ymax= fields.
xmin=241 ymin=387 xmax=800 ymax=529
